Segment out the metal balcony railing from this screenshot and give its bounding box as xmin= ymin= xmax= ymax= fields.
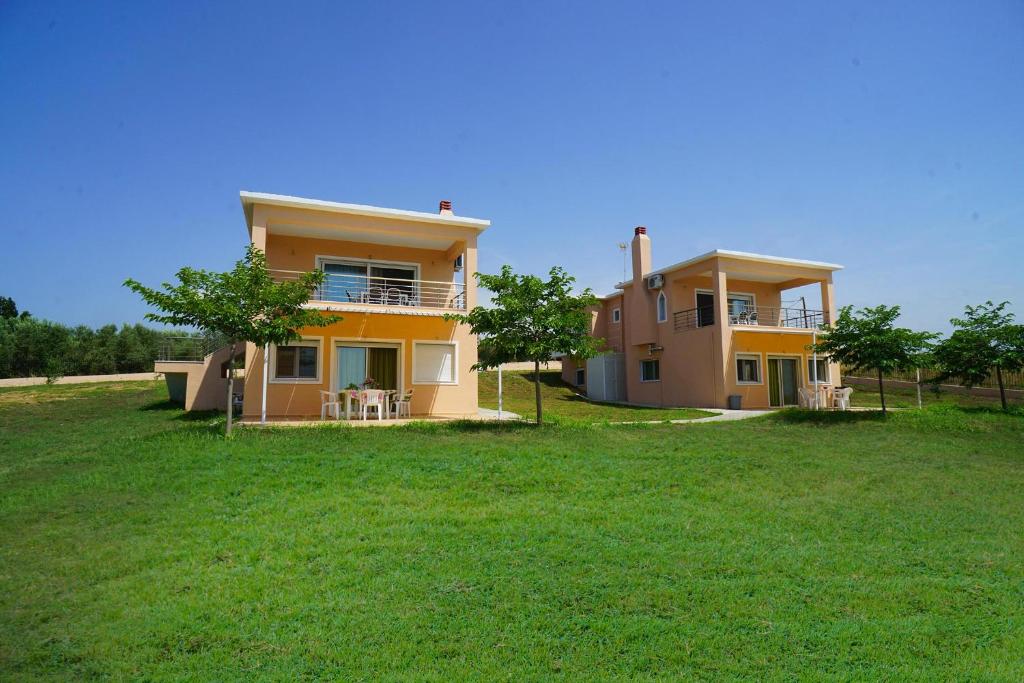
xmin=270 ymin=270 xmax=467 ymax=311
xmin=674 ymin=305 xmax=827 ymax=332
xmin=157 ymin=335 xmax=229 ymax=362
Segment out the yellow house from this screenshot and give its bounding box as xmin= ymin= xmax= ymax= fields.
xmin=562 ymin=227 xmax=843 ymax=409
xmin=232 ymin=191 xmax=489 ymax=420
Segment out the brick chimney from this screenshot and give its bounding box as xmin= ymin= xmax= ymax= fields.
xmin=631 ymin=226 xmax=651 ymax=284
xmin=439 ymin=200 xmax=453 ymax=215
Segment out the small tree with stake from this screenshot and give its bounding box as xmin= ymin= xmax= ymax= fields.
xmin=810 ymin=304 xmax=935 ymax=415
xmin=931 ymin=301 xmax=1024 ymax=411
xmin=447 ymin=266 xmax=601 ymax=425
xmin=125 ymin=245 xmax=341 ymax=435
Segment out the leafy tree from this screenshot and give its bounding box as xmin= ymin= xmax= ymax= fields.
xmin=125 ymin=244 xmax=341 ymax=434
xmin=447 ymin=265 xmax=600 ymax=425
xmin=811 ymin=305 xmax=936 ymax=414
xmin=931 ymin=301 xmax=1024 ymax=411
xmin=0 ymin=296 xmax=17 ymax=319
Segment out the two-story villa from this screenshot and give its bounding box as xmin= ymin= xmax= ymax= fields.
xmin=562 ymin=227 xmax=842 ymax=409
xmin=239 ymin=191 xmax=488 ymax=420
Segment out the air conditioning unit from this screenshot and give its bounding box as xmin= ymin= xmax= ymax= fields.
xmin=453 ymin=254 xmax=464 ymax=272
xmin=646 ymin=274 xmax=665 ymax=289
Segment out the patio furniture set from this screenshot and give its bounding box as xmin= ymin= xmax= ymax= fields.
xmin=798 ymin=385 xmax=853 ymax=411
xmin=319 ymin=389 xmax=414 ymax=421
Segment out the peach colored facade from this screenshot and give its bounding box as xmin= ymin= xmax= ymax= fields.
xmin=563 ymin=228 xmax=842 ymax=410
xmin=239 ymin=192 xmax=489 ymax=419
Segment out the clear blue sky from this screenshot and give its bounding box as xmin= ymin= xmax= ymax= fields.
xmin=2 ymin=1 xmax=1022 ymax=332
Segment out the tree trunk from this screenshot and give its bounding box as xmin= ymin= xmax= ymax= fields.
xmin=877 ymin=367 xmax=886 ymax=415
xmin=225 ymin=343 xmax=237 ymax=436
xmin=996 ymin=366 xmax=1007 ymax=411
xmin=534 ymin=359 xmax=543 ymax=426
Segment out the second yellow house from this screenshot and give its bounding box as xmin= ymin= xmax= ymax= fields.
xmin=562 ymin=227 xmax=842 ymax=410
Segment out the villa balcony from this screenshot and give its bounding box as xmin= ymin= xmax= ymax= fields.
xmin=674 ymin=305 xmax=828 ymax=332
xmin=270 ymin=269 xmax=467 ymax=311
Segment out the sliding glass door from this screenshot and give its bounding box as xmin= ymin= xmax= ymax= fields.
xmin=321 ymin=260 xmax=418 ymax=304
xmin=336 ymin=344 xmax=399 ymax=391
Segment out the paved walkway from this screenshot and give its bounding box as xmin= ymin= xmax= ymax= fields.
xmin=611 ymin=409 xmax=774 ymax=425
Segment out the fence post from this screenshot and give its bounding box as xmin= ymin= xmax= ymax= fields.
xmin=916 ymin=367 xmax=922 ymax=409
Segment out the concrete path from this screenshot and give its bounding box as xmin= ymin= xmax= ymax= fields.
xmin=477 ymin=407 xmax=523 ymax=421
xmin=611 ymin=409 xmax=773 ymax=425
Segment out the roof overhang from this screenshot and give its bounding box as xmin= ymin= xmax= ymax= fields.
xmin=614 ymin=249 xmax=843 ymax=289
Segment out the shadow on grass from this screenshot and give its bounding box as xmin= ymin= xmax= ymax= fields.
xmin=141 ymin=400 xmax=223 ymax=422
xmin=409 ymin=419 xmax=539 ymax=433
xmin=768 ymin=408 xmax=887 ymax=425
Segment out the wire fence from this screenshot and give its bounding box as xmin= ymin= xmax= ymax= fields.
xmin=842 ymin=367 xmax=1024 ymax=391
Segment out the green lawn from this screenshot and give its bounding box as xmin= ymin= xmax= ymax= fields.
xmin=847 ymin=378 xmax=1015 ymax=409
xmin=478 ymin=369 xmax=713 ymax=423
xmin=2 ymin=381 xmax=1023 ymax=679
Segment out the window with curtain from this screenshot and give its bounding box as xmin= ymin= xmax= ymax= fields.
xmin=414 ymin=343 xmax=457 ymax=384
xmin=807 ymin=358 xmax=829 ymax=383
xmin=367 ymin=347 xmax=398 ymax=390
xmin=736 ymin=354 xmax=761 ymax=384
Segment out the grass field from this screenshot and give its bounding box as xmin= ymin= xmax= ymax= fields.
xmin=2 ymin=379 xmax=1023 ymax=679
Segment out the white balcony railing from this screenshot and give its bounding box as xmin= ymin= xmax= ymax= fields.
xmin=674 ymin=305 xmax=827 ymax=332
xmin=270 ymin=269 xmax=467 ymax=311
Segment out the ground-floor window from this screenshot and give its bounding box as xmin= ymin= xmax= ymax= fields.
xmin=640 ymin=359 xmax=660 ymax=382
xmin=272 ymin=339 xmax=321 ymax=382
xmin=575 ymin=368 xmax=585 ymax=386
xmin=413 ymin=342 xmax=458 ymax=384
xmin=735 ymin=353 xmax=762 ymax=384
xmin=337 ymin=344 xmax=400 ymax=390
xmin=807 ymin=357 xmax=829 ymax=384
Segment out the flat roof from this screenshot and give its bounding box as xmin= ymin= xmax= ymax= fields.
xmin=614 ymin=249 xmax=843 ymax=288
xmin=240 ymin=191 xmax=491 ymax=231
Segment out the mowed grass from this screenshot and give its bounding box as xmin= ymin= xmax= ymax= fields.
xmin=1 ymin=382 xmax=1024 ymax=679
xmin=847 ymin=379 xmax=1016 ymax=409
xmin=478 ymin=369 xmax=713 ymax=423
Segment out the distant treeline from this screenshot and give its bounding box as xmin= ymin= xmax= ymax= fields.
xmin=0 ymin=297 xmax=195 ymax=379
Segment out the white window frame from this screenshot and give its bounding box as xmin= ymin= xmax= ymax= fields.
xmin=412 ymin=341 xmax=459 ymax=385
xmin=315 ymin=255 xmax=422 ymax=304
xmin=694 ymin=289 xmax=758 ymax=320
xmin=269 ymin=337 xmax=323 ymax=384
xmin=735 ymin=353 xmax=763 ymax=385
xmin=575 ymin=368 xmax=585 ymax=386
xmin=640 ymin=359 xmax=660 ymax=383
xmin=330 ymin=339 xmax=404 ymax=394
xmin=611 ymin=308 xmax=621 ymax=323
xmin=807 ymin=357 xmax=830 ymax=384
xmin=656 ymin=291 xmax=667 ymax=323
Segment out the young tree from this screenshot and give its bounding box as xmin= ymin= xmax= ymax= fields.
xmin=447 ymin=265 xmax=601 ymax=425
xmin=931 ymin=301 xmax=1024 ymax=411
xmin=125 ymin=244 xmax=340 ymax=434
xmin=810 ymin=305 xmax=935 ymax=414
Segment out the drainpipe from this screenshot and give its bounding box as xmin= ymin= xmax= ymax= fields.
xmin=261 ymin=343 xmax=269 ymax=425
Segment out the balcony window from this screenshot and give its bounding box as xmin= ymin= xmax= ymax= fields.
xmin=319 ymin=259 xmax=419 ymax=305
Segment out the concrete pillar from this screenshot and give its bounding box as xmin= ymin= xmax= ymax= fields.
xmin=711 ymin=261 xmax=731 ymax=408
xmin=819 ymin=276 xmax=836 ymax=324
xmin=464 ymin=237 xmax=478 ymax=310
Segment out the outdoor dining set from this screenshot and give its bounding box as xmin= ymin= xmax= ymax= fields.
xmin=319 ymin=388 xmax=414 ymax=421
xmin=798 ymin=385 xmax=853 ymax=410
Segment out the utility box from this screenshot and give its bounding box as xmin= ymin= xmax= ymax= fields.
xmin=586 ymin=353 xmax=626 ymax=402
xmin=728 ymin=395 xmax=742 ymax=410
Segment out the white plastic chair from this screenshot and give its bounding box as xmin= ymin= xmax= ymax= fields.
xmin=798 ymin=387 xmax=820 ymax=410
xmin=359 ymin=389 xmax=386 ymax=421
xmin=833 ymin=387 xmax=853 ymax=411
xmin=391 ymin=389 xmax=413 ymax=419
xmin=319 ymin=390 xmax=341 ymax=420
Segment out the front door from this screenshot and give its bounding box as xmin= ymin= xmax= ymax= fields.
xmin=768 ymin=358 xmax=799 ymax=407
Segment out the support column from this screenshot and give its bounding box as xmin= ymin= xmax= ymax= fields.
xmin=463 ymin=237 xmax=478 ymax=310
xmin=819 ymin=275 xmax=836 ymax=324
xmin=711 ymin=261 xmax=731 ymax=408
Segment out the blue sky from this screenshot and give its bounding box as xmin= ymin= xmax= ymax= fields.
xmin=1 ymin=1 xmax=1021 ymax=332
